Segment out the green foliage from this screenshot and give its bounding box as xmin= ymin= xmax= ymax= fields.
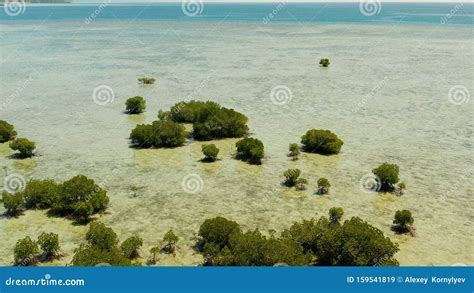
xmin=120 ymin=235 xmax=143 ymax=259
xmin=72 ymin=244 xmax=132 ymax=266
xmin=316 ymin=178 xmax=331 ymax=195
xmin=283 ymin=168 xmax=301 ymax=187
xmin=9 ymin=138 xmax=36 ymax=157
xmin=201 ymin=144 xmax=219 ymax=162
xmin=0 ymin=120 xmax=17 ymax=143
xmin=138 ymin=77 xmax=155 ymax=84
xmin=301 ymin=129 xmax=343 ymax=155
xmin=319 ymin=58 xmax=330 ymax=67
xmin=23 ymin=179 xmax=60 ymax=209
xmin=14 ymin=236 xmax=38 ymax=266
xmin=163 ymin=230 xmax=179 ymax=246
xmin=129 ymin=120 xmax=186 ymax=148
xmin=296 ymin=178 xmax=308 ymax=191
xmin=198 ymin=217 xmax=241 ymax=250
xmin=393 ymin=210 xmax=414 ymax=232
xmin=125 ymin=96 xmax=146 ymax=114
xmin=149 ymin=246 xmax=161 ymax=264
xmin=163 ymin=230 xmax=179 ymax=254
xmin=372 ymin=163 xmax=400 ymax=192
xmin=85 ymin=222 xmax=118 ymax=250
xmin=52 ymin=175 xmax=109 ymax=222
xmin=38 ymin=232 xmax=60 ymax=259
xmin=168 ymin=100 xmax=249 ymax=140
xmin=288 ymin=143 xmax=300 ymax=160
xmin=329 ymin=207 xmax=344 ymax=224
xmin=199 ymin=222 xmax=310 ymax=266
xmin=2 ymin=192 xmax=24 ymax=216
xmin=281 ymin=211 xmax=399 ymax=266
xmin=72 ymin=222 xmax=134 ymax=266
xmin=235 ymin=137 xmax=264 ymax=165
xmin=316 ymin=217 xmax=399 ymax=266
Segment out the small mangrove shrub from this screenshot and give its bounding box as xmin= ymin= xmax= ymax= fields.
xmin=288 ymin=143 xmax=300 ymax=160
xmin=125 ymin=96 xmax=146 ymax=114
xmin=201 ymin=144 xmax=219 ymax=162
xmin=72 ymin=222 xmax=133 ymax=266
xmin=38 ymin=232 xmax=60 ymax=260
xmin=235 ymin=137 xmax=264 ymax=165
xmin=14 ymin=236 xmax=39 ymax=266
xmin=329 ymin=207 xmax=344 ymax=224
xmin=319 ymin=58 xmax=330 ymax=67
xmin=162 ymin=230 xmax=179 ymax=254
xmin=296 ymin=178 xmax=308 ymax=191
xmin=9 ymin=138 xmax=36 ymax=157
xmin=392 ymin=210 xmax=414 ymax=234
xmin=52 ymin=175 xmax=109 ymax=223
xmin=372 ymin=163 xmax=400 ymax=192
xmin=0 ymin=120 xmax=17 ymax=143
xmin=2 ymin=192 xmax=24 ymax=216
xmin=138 ymin=77 xmax=156 ymax=84
xmin=120 ymin=235 xmax=143 ymax=259
xmin=283 ymin=169 xmax=301 ymax=187
xmin=316 ymin=178 xmax=331 ymax=195
xmin=301 ymin=129 xmax=343 ymax=155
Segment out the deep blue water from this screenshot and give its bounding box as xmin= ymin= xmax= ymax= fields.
xmin=0 ymin=3 xmax=473 ymax=25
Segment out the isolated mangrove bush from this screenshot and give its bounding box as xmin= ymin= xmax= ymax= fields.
xmin=372 ymin=163 xmax=400 ymax=192
xmin=235 ymin=137 xmax=264 ymax=165
xmin=201 ymin=144 xmax=219 ymax=162
xmin=0 ymin=120 xmax=17 ymax=143
xmin=316 ymin=178 xmax=331 ymax=195
xmin=288 ymin=143 xmax=300 ymax=160
xmin=283 ymin=169 xmax=301 ymax=187
xmin=125 ymin=96 xmax=146 ymax=114
xmin=319 ymin=58 xmax=330 ymax=67
xmin=9 ymin=138 xmax=36 ymax=157
xmin=138 ymin=77 xmax=156 ymax=85
xmin=301 ymin=129 xmax=343 ymax=155
xmin=392 ymin=210 xmax=414 ymax=234
xmin=163 ymin=230 xmax=179 ymax=254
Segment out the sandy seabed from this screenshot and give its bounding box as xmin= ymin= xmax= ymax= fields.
xmin=0 ymin=21 xmax=473 ymax=266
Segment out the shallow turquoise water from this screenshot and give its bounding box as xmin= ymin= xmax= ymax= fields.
xmin=0 ymin=6 xmax=473 ymax=266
